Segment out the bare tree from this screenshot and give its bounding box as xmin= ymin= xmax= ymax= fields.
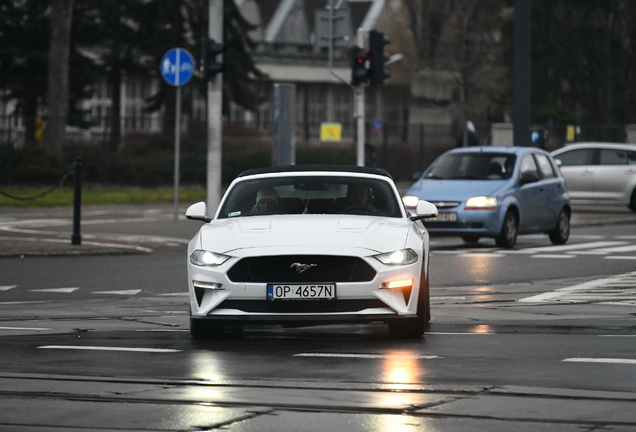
xmin=398 ymin=0 xmax=508 ymax=127
xmin=44 ymin=0 xmax=75 ymax=153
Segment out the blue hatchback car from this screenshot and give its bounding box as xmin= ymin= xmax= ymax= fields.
xmin=402 ymin=146 xmax=571 ymax=248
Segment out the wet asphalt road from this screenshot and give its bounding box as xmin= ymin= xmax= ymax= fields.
xmin=0 ymin=204 xmax=635 ymax=431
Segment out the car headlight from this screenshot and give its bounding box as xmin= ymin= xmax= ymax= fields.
xmin=373 ymin=249 xmax=419 ymax=265
xmin=401 ymin=195 xmax=419 ymax=208
xmin=190 ymin=250 xmax=231 ymax=266
xmin=465 ymin=196 xmax=498 ymax=209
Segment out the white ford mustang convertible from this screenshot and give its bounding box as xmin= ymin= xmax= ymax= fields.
xmin=185 ymin=165 xmax=438 ymax=338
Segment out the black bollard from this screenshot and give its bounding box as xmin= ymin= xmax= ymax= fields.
xmin=71 ymin=157 xmax=82 ymax=245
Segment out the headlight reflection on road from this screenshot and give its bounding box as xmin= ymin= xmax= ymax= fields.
xmin=383 ymin=352 xmax=419 ymax=386
xmin=460 ymin=253 xmax=502 ymax=286
xmin=189 ymin=351 xmax=226 ymax=382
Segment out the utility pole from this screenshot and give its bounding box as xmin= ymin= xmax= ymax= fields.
xmin=513 ymin=0 xmax=531 ymax=146
xmin=354 ymin=28 xmax=366 ymax=167
xmin=206 ymin=0 xmax=223 ymax=216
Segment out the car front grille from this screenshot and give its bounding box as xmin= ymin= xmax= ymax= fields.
xmin=227 ymin=255 xmax=377 ymax=283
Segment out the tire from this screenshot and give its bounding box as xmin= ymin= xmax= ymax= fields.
xmin=190 ymin=316 xmax=224 ymax=339
xmin=388 ymin=261 xmax=430 ymax=339
xmin=549 ymin=209 xmax=570 ymax=245
xmin=495 ymin=210 xmax=518 ymax=248
xmin=629 ymin=189 xmax=636 ymax=213
xmin=462 ymin=235 xmax=481 ymax=244
xmin=388 ymin=318 xmax=424 ymax=339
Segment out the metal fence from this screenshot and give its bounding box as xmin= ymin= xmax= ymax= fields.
xmin=1 ymin=114 xmax=633 ymax=185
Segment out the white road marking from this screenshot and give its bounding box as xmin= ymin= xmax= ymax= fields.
xmin=0 ymin=285 xmax=17 ymax=291
xmin=605 ymin=256 xmax=636 ymax=260
xmin=294 ymin=353 xmax=442 ymax=359
xmin=519 ymin=271 xmax=636 ymax=303
xmin=92 ymin=289 xmax=142 ymax=295
xmin=530 ymin=254 xmax=575 ymax=259
xmin=505 ymin=241 xmax=627 ymax=254
xmin=0 ymin=326 xmax=51 ymax=331
xmin=30 ymin=287 xmax=79 ymax=293
xmin=562 ymin=358 xmax=636 ymax=365
xmin=426 ymin=332 xmax=494 ymax=335
xmin=37 ymin=345 xmax=181 ymax=353
xmin=573 ymin=244 xmax=636 ymax=255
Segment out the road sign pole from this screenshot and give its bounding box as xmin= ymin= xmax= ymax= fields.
xmin=173 ymin=86 xmax=181 ymax=221
xmin=160 ymin=47 xmax=194 ymax=221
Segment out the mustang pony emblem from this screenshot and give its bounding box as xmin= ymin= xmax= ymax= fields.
xmin=290 ymin=262 xmax=317 ymax=273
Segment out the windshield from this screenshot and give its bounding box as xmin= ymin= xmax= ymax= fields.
xmin=424 ymin=153 xmax=516 ymax=180
xmin=218 ymin=175 xmax=402 ymax=219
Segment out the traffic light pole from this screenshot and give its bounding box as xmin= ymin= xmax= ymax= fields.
xmin=354 ymin=28 xmax=365 ymax=167
xmin=206 ymin=0 xmax=223 ymax=216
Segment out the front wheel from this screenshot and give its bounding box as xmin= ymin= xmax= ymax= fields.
xmin=190 ymin=317 xmax=224 ymax=339
xmin=388 ymin=318 xmax=424 ymax=339
xmin=549 ymin=209 xmax=570 ymax=245
xmin=495 ymin=211 xmax=518 ymax=248
xmin=462 ymin=235 xmax=481 ymax=244
xmin=629 ymin=189 xmax=636 ymax=212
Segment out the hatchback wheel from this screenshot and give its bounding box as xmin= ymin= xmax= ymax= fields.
xmin=495 ymin=211 xmax=518 ymax=248
xmin=630 ymin=189 xmax=636 ymax=212
xmin=549 ymin=209 xmax=570 ymax=245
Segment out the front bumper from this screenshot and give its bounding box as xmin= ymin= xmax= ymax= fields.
xmin=188 ymin=258 xmax=424 ymax=323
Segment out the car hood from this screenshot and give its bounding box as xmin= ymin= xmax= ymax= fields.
xmin=406 ymin=179 xmax=508 ymax=202
xmin=195 ymin=215 xmax=413 ymax=255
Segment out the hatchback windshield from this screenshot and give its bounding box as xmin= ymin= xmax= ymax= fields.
xmin=218 ymin=176 xmax=401 ymax=218
xmin=424 ymin=153 xmax=516 ymax=180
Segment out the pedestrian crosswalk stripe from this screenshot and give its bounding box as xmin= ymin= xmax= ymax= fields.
xmin=30 ymin=287 xmax=79 ymax=293
xmin=92 ymin=289 xmax=142 ymax=295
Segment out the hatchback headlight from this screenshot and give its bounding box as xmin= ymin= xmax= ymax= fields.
xmin=465 ymin=196 xmax=498 ymax=209
xmin=401 ymin=195 xmax=419 ymax=208
xmin=373 ymin=249 xmax=419 ymax=266
xmin=190 ymin=250 xmax=231 ymax=266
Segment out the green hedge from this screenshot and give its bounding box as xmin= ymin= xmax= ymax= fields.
xmin=1 ymin=134 xmax=446 ymax=187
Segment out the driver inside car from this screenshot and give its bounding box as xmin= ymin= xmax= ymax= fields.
xmin=333 ymin=185 xmax=377 ymax=213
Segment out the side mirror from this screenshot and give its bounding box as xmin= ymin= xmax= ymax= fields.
xmin=519 ymin=171 xmax=540 ymax=185
xmin=409 ymin=200 xmax=438 ymax=221
xmin=185 ymin=201 xmax=211 ymax=222
xmin=554 ymin=158 xmax=562 ymax=167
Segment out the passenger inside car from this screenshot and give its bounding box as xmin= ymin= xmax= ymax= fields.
xmin=251 ymin=187 xmax=286 ymax=214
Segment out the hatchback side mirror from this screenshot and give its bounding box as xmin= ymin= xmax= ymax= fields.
xmin=519 ymin=171 xmax=540 ymax=185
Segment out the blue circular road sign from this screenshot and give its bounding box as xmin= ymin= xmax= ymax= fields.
xmin=160 ymin=48 xmax=195 ymax=86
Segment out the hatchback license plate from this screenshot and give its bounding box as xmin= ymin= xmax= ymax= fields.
xmin=267 ymin=284 xmax=336 ymax=300
xmin=426 ymin=211 xmax=457 ymax=222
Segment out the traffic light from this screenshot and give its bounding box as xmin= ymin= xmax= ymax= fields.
xmin=350 ymin=45 xmax=368 ymax=86
xmin=201 ymin=37 xmax=226 ymax=80
xmin=368 ymin=30 xmax=391 ymax=86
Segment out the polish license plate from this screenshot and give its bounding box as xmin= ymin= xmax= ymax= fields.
xmin=267 ymin=284 xmax=336 ymax=300
xmin=425 ymin=211 xmax=457 ymax=222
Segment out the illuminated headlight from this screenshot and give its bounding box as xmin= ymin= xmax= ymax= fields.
xmin=190 ymin=250 xmax=231 ymax=266
xmin=373 ymin=249 xmax=419 ymax=266
xmin=401 ymin=195 xmax=419 ymax=208
xmin=465 ymin=196 xmax=498 ymax=209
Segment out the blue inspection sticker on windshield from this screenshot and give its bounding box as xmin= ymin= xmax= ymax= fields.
xmin=228 ymin=211 xmax=241 ymax=217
